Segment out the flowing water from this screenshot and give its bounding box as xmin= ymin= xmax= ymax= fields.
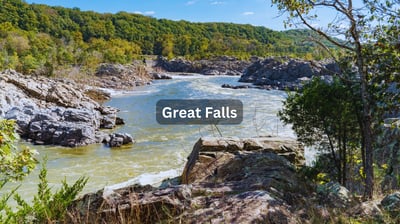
xmin=5 ymin=76 xmax=312 ymax=201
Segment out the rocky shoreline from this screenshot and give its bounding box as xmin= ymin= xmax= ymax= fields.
xmin=237 ymin=57 xmax=339 ymax=91
xmin=67 ymin=137 xmax=400 ymax=223
xmin=155 ymin=56 xmax=339 ymax=91
xmin=0 ymin=69 xmax=133 ymax=147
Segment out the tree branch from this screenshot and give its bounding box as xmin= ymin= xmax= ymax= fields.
xmin=294 ymin=8 xmax=355 ymax=51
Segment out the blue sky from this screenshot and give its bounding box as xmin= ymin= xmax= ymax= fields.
xmin=24 ymin=0 xmax=292 ymax=30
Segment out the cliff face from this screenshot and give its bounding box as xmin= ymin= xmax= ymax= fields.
xmin=156 ymin=56 xmax=252 ymax=76
xmin=238 ymin=57 xmax=340 ymax=90
xmin=0 ymin=69 xmax=132 ymax=147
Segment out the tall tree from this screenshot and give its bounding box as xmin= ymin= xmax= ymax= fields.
xmin=271 ymin=0 xmax=400 ymax=198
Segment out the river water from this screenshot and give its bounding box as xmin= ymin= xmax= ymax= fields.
xmin=6 ymin=76 xmax=311 ymax=200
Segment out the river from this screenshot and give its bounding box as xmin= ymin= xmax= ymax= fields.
xmin=6 ymin=76 xmax=313 ymax=201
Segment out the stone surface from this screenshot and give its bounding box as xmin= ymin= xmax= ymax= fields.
xmin=0 ymin=69 xmax=131 ymax=147
xmin=68 ymin=136 xmax=309 ymax=223
xmin=182 ymin=136 xmax=305 ymax=184
xmin=239 ymin=57 xmax=339 ymax=90
xmin=94 ymin=63 xmax=152 ymax=89
xmin=317 ymin=181 xmax=351 ymax=208
xmin=381 ymin=192 xmax=400 ymax=215
xmin=157 ymin=56 xmax=251 ymax=76
xmin=109 ymin=133 xmax=134 ymax=147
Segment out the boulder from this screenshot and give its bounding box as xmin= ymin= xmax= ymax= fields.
xmin=151 ymin=73 xmax=172 ymax=80
xmin=317 ymin=182 xmax=351 ymax=208
xmin=381 ymin=192 xmax=400 ymax=216
xmin=182 ymin=136 xmax=305 ymax=184
xmin=108 ymin=133 xmax=134 ymax=147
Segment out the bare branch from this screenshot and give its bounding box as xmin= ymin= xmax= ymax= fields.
xmin=294 ymin=8 xmax=355 ymax=51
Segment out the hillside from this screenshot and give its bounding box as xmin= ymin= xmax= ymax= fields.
xmin=0 ymin=0 xmax=332 ymax=75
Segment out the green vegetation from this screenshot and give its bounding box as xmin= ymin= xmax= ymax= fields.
xmin=0 ymin=0 xmax=334 ymax=76
xmin=274 ymin=0 xmax=400 ymax=199
xmin=0 ymin=119 xmax=88 ymax=223
xmin=0 ymin=119 xmax=37 ymax=183
xmin=279 ymin=77 xmax=361 ymax=186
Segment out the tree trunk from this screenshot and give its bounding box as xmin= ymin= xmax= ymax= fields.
xmin=357 ymin=52 xmax=374 ymax=199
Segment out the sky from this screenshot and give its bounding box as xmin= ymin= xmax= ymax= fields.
xmin=24 ymin=0 xmax=294 ymax=31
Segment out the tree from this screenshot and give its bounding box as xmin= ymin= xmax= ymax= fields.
xmin=272 ymin=0 xmax=400 ymax=198
xmin=279 ymin=77 xmax=361 ymax=186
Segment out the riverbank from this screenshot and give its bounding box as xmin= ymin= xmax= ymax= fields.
xmin=67 ymin=136 xmax=400 ymax=223
xmin=0 ymin=69 xmax=133 ymax=147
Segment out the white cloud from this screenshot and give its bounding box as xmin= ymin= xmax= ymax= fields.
xmin=133 ymin=11 xmax=155 ymax=16
xmin=242 ymin=11 xmax=255 ymax=16
xmin=144 ymin=11 xmax=155 ymax=15
xmin=210 ymin=1 xmax=226 ymax=5
xmin=186 ymin=1 xmax=197 ymax=5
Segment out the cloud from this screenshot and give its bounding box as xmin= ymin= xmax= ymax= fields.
xmin=144 ymin=11 xmax=155 ymax=15
xmin=242 ymin=11 xmax=255 ymax=16
xmin=210 ymin=1 xmax=226 ymax=5
xmin=133 ymin=11 xmax=155 ymax=16
xmin=186 ymin=1 xmax=197 ymax=5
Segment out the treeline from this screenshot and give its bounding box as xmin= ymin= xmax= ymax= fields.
xmin=0 ymin=0 xmax=331 ymax=75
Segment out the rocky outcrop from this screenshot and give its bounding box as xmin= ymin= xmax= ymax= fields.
xmin=157 ymin=56 xmax=252 ymax=76
xmin=381 ymin=192 xmax=400 ymax=216
xmin=93 ymin=63 xmax=152 ymax=89
xmin=0 ymin=69 xmax=133 ymax=147
xmin=181 ymin=136 xmax=305 ymax=184
xmin=151 ymin=72 xmax=172 ymax=80
xmin=239 ymin=57 xmax=339 ymax=90
xmin=317 ymin=181 xmax=352 ymax=208
xmin=68 ymin=136 xmax=311 ymax=223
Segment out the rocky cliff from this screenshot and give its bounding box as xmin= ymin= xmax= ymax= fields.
xmin=156 ymin=56 xmax=252 ymax=76
xmin=238 ymin=57 xmax=340 ymax=90
xmin=0 ymin=69 xmax=132 ymax=147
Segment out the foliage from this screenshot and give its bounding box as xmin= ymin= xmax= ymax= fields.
xmin=0 ymin=161 xmax=88 ymax=223
xmin=0 ymin=0 xmax=336 ymax=75
xmin=279 ymin=77 xmax=360 ymax=185
xmin=272 ymin=0 xmax=400 ymax=199
xmin=0 ymin=119 xmax=87 ymax=223
xmin=0 ymin=119 xmax=37 ymax=183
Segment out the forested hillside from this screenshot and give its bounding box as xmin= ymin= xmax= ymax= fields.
xmin=0 ymin=0 xmax=331 ymax=75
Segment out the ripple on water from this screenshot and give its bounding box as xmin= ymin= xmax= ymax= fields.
xmin=5 ymin=76 xmax=298 ymax=202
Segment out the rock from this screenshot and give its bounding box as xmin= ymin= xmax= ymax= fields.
xmin=68 ymin=136 xmax=311 ymax=223
xmin=108 ymin=133 xmax=134 ymax=147
xmin=221 ymin=84 xmax=251 ymax=89
xmin=94 ymin=63 xmax=152 ymax=89
xmin=0 ymin=69 xmax=127 ymax=147
xmin=239 ymin=57 xmax=340 ymax=90
xmin=157 ymin=56 xmax=251 ymax=76
xmin=350 ymin=201 xmax=382 ymax=219
xmin=182 ymin=136 xmax=305 ymax=184
xmin=101 ymin=114 xmax=117 ymax=129
xmin=151 ymin=73 xmax=172 ymax=80
xmin=84 ymin=88 xmax=111 ymax=103
xmin=381 ymin=192 xmax=400 ymax=215
xmin=317 ymin=182 xmax=351 ymax=208
xmin=115 ymin=117 xmax=125 ymax=125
